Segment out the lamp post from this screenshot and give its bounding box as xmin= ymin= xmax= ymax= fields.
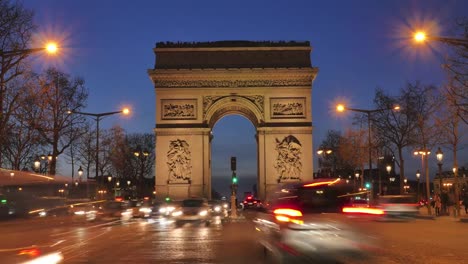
xmin=436 ymin=147 xmax=443 ymax=195
xmin=414 ymin=149 xmax=431 ymax=215
xmin=386 ymin=165 xmax=392 ymax=195
xmin=68 ymin=108 xmax=130 ymax=186
xmin=317 ymin=148 xmax=333 ymax=177
xmin=453 ymin=167 xmax=460 ymax=217
xmin=33 ymin=153 xmax=53 ymax=174
xmin=416 ymin=170 xmax=421 ymax=201
xmin=355 ymin=171 xmax=360 ymax=192
xmin=134 ymin=146 xmax=149 ymax=197
xmin=337 ymin=104 xmax=400 ymax=198
xmin=403 ymin=178 xmax=409 ymax=193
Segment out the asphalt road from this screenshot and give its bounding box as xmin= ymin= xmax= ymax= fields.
xmin=0 ymin=212 xmax=467 ymax=264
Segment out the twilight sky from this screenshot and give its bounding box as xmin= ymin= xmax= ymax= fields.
xmin=24 ymin=0 xmax=467 ymax=196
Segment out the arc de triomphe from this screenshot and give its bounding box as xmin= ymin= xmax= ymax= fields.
xmin=148 ymin=41 xmax=318 ymax=201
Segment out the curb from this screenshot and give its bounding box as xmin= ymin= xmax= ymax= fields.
xmin=460 ymin=217 xmax=468 ymax=223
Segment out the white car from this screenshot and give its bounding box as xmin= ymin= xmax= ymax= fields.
xmin=171 ymin=198 xmax=212 ymax=227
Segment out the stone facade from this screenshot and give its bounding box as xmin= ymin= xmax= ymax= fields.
xmin=148 ymin=41 xmax=318 ymax=200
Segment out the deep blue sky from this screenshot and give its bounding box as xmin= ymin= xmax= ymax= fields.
xmin=24 ymin=0 xmax=467 ymax=196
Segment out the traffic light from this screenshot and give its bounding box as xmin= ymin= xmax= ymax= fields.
xmin=231 ymin=157 xmax=236 ymax=171
xmin=232 ymin=174 xmax=238 ymax=185
xmin=165 ymin=197 xmax=171 ymax=202
xmin=365 ymin=182 xmax=371 ymax=189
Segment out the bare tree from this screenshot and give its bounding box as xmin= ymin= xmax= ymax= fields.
xmin=436 ymin=82 xmax=467 ymax=216
xmin=32 ymin=68 xmax=88 ymax=175
xmin=3 ymin=72 xmax=44 ymax=170
xmin=0 ymin=0 xmax=36 ymax=167
xmin=373 ymin=89 xmax=412 ymax=194
xmin=74 ymin=124 xmax=95 ymax=181
xmin=444 ymin=18 xmax=468 ymax=124
xmin=338 ymin=128 xmax=367 ymax=187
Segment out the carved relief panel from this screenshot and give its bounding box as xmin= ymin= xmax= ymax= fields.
xmin=270 ymin=97 xmax=306 ymax=118
xmin=167 ymin=139 xmax=192 ymax=183
xmin=274 ymin=135 xmax=302 ymax=182
xmin=161 ymin=99 xmax=197 ymax=120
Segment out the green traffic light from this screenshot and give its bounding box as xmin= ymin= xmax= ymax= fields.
xmin=1 ymin=199 xmax=6 ymax=204
xmin=165 ymin=197 xmax=171 ymax=202
xmin=232 ymin=177 xmax=238 ymax=184
xmin=365 ymin=183 xmax=371 ymax=189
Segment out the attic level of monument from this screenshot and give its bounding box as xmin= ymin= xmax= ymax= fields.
xmin=152 ymin=40 xmax=313 ymax=69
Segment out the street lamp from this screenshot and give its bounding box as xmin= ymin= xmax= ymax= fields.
xmin=413 ymin=149 xmax=431 ymax=214
xmin=0 ymin=42 xmax=59 ymax=57
xmin=78 ymin=166 xmax=83 ymax=179
xmin=336 ymin=104 xmax=400 ymax=197
xmin=413 ymin=31 xmax=468 ymax=47
xmin=355 ymin=171 xmax=360 ymax=191
xmin=416 ymin=170 xmax=421 ymax=201
xmin=317 ymin=148 xmax=333 ymax=177
xmin=134 ymin=146 xmax=149 ymax=197
xmin=436 ymin=147 xmax=443 ymax=195
xmin=33 ymin=153 xmax=53 ymax=174
xmin=68 ymin=108 xmax=130 ymax=185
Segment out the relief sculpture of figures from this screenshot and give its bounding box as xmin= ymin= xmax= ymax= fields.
xmin=274 ymin=135 xmax=302 ymax=182
xmin=167 ymin=139 xmax=192 ymax=183
xmin=272 ymin=102 xmax=303 ymax=116
xmin=163 ymin=103 xmax=195 ymax=118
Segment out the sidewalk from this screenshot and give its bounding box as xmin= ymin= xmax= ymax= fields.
xmin=417 ymin=207 xmax=468 ymax=222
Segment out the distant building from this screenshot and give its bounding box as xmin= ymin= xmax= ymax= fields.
xmin=433 ymin=167 xmax=468 ymax=196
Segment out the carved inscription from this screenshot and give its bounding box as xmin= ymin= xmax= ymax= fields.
xmin=167 ymin=139 xmax=192 ymax=183
xmin=161 ymin=99 xmax=197 ymax=120
xmin=274 ymin=135 xmax=302 ymax=182
xmin=270 ymin=97 xmax=306 ymax=118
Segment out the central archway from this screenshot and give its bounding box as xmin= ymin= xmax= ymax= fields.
xmin=148 ymin=41 xmax=318 ymax=200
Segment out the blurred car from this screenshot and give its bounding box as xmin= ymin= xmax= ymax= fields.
xmin=68 ymin=204 xmax=99 ymax=221
xmin=242 ymin=196 xmax=262 ymax=209
xmin=171 ymin=198 xmax=212 ymax=227
xmin=0 ymin=246 xmax=63 ymax=264
xmin=208 ymin=200 xmax=228 ymax=217
xmin=254 ymin=178 xmax=376 ymax=263
xmin=376 ymin=195 xmax=419 ymax=219
xmin=98 ymin=201 xmax=133 ymax=221
xmin=136 ymin=200 xmax=153 ymax=218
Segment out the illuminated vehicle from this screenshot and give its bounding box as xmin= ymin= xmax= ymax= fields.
xmin=208 ymin=200 xmax=228 ymax=217
xmin=171 ymin=198 xmax=212 ymax=227
xmin=153 ymin=202 xmax=177 ymax=217
xmin=254 ymin=178 xmax=376 ymax=263
xmin=376 ymin=195 xmax=419 ymax=219
xmin=68 ymin=204 xmax=99 ymax=221
xmin=0 ymin=246 xmax=63 ymax=264
xmin=136 ymin=200 xmax=153 ymax=218
xmin=242 ymin=196 xmax=262 ymax=209
xmin=98 ymin=201 xmax=133 ymax=221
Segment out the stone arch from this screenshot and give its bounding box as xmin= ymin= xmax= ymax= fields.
xmin=148 ymin=41 xmax=318 ymax=201
xmin=205 ymin=96 xmax=263 ymax=128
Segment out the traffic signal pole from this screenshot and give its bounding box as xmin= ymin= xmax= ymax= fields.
xmin=230 ymin=157 xmax=238 ymax=218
